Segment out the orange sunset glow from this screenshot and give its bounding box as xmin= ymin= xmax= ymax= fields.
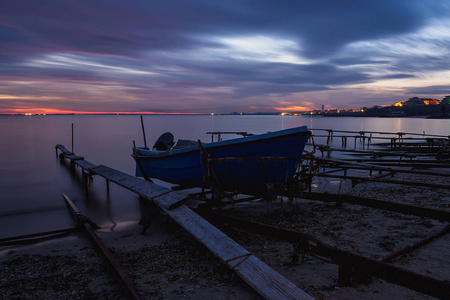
xmin=274 ymin=106 xmax=314 ymax=112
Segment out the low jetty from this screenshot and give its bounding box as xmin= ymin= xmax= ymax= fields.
xmin=55 ymin=144 xmax=313 ymax=300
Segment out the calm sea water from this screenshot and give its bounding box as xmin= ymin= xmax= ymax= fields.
xmin=0 ymin=114 xmax=449 ymax=238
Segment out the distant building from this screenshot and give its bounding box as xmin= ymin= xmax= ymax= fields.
xmin=303 ymin=95 xmax=447 ymax=117
xmin=394 ymin=97 xmax=440 ymax=107
xmin=402 ymin=97 xmax=440 ymax=106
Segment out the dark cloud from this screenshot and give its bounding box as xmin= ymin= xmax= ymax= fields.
xmin=0 ymin=25 xmax=29 ymax=44
xmin=1 ymin=0 xmax=443 ymax=58
xmin=164 ymin=59 xmax=371 ymax=89
xmin=394 ymin=55 xmax=450 ymax=74
xmin=406 ymin=86 xmax=450 ymax=96
xmin=379 ymin=74 xmax=417 ymax=80
xmin=331 ymin=58 xmax=391 ymax=66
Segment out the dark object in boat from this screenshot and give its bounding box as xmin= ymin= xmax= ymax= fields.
xmin=153 ymin=132 xmax=175 ymax=150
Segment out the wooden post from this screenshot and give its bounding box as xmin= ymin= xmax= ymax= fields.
xmin=106 ymin=179 xmax=110 ymax=194
xmin=341 ymin=136 xmax=345 ymax=147
xmin=133 ymin=141 xmax=153 ymax=182
xmin=82 ymin=170 xmax=89 ymax=188
xmin=140 ymin=115 xmax=147 ymax=149
xmin=71 ymin=123 xmax=74 ymax=153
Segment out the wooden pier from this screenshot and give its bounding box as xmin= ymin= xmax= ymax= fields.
xmin=55 ymin=144 xmax=313 ymax=300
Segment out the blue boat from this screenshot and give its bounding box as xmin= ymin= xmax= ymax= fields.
xmin=133 ymin=126 xmax=310 ymax=195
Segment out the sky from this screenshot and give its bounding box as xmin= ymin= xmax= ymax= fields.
xmin=1 ymin=0 xmax=450 ymax=114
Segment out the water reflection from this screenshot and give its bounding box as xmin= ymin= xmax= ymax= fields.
xmin=0 ymin=114 xmax=448 ymax=238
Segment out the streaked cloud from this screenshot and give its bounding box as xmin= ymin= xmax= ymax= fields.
xmin=1 ymin=0 xmax=450 ymax=114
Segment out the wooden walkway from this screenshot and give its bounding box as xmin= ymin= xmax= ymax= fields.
xmin=56 ymin=144 xmax=313 ymax=300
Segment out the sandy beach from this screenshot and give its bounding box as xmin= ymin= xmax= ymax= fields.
xmin=1 ymin=168 xmax=448 ymax=299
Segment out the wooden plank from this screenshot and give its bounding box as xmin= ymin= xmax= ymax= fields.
xmin=65 ymin=154 xmax=85 ymax=160
xmin=56 ymin=144 xmax=72 ymax=155
xmin=91 ymin=165 xmax=190 ymax=210
xmin=162 ymin=205 xmax=249 ymax=262
xmin=152 ymin=191 xmax=191 ymax=210
xmin=74 ymin=159 xmax=97 ymax=171
xmin=156 ymin=202 xmax=312 ymax=300
xmin=91 ymin=165 xmax=167 ymax=195
xmin=238 ymin=256 xmax=312 ymax=299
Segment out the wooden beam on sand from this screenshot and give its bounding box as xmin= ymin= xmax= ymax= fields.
xmin=56 ymin=145 xmax=313 ymax=300
xmin=62 ymin=193 xmax=141 ymax=300
xmin=301 ymin=192 xmax=450 ymax=222
xmin=381 ymin=224 xmax=450 ymax=262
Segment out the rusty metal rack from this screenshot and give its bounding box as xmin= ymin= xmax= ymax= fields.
xmin=191 ymin=136 xmax=450 ymax=299
xmin=308 ymin=129 xmax=450 ymax=159
xmin=295 ymin=130 xmax=450 ymax=192
xmin=304 ymin=157 xmax=450 ymax=190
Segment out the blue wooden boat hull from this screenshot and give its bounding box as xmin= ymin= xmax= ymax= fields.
xmin=133 ymin=126 xmax=310 ymax=195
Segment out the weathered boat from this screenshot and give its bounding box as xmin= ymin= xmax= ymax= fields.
xmin=133 ymin=126 xmax=310 ymax=195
